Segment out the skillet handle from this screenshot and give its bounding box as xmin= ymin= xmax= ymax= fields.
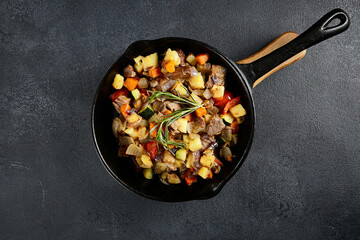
xmin=238 ymin=8 xmax=350 ymax=88
xmin=237 ymin=32 xmax=306 ymax=87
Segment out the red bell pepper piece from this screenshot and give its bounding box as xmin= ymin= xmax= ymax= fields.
xmin=145 ymin=141 xmax=157 ymax=160
xmin=110 ymin=89 xmax=130 ymax=102
xmin=223 ymin=96 xmax=241 ymax=115
xmin=213 ymin=91 xmax=233 ymax=106
xmin=214 ymin=158 xmax=224 ymax=167
xmin=230 ymin=121 xmax=239 ymax=133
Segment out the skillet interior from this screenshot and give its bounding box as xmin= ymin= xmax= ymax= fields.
xmin=92 ymin=38 xmax=255 ymax=201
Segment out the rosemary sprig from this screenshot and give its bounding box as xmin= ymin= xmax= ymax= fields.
xmin=148 ymin=91 xmax=203 ymax=152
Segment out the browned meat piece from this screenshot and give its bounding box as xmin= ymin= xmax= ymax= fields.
xmin=201 ymin=134 xmax=216 ymax=151
xmin=176 ymin=49 xmax=186 ymax=66
xmin=188 ymin=116 xmax=206 ymax=133
xmin=203 ymin=99 xmax=219 ymax=115
xmin=113 ymin=102 xmax=122 ymax=114
xmin=115 ymin=95 xmax=131 ymax=106
xmin=206 ymin=115 xmax=225 ymax=136
xmin=112 ymin=96 xmax=131 ymax=114
xmin=123 ymin=64 xmax=136 ymax=78
xmin=159 ymin=79 xmax=176 ymax=91
xmin=165 ymin=66 xmax=198 ymax=79
xmin=165 ymin=101 xmax=181 ymax=111
xmin=220 ymin=126 xmax=232 ymax=142
xmin=206 ymin=65 xmax=226 ymax=88
xmin=203 ymin=99 xmax=214 ymax=108
xmin=152 ymin=100 xmax=167 ymax=113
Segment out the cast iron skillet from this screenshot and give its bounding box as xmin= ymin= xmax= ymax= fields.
xmin=92 ymin=9 xmax=349 ymax=202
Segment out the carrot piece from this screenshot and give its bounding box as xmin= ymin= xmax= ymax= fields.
xmin=184 ymin=113 xmax=193 ymax=122
xmin=149 ymin=67 xmax=161 ymax=78
xmin=163 ymin=109 xmax=172 ymax=116
xmin=149 ymin=122 xmax=158 ymax=137
xmin=195 ymin=107 xmax=207 ymax=117
xmin=195 ymin=53 xmax=209 ymax=65
xmin=123 ymin=77 xmax=139 ymax=91
xmin=208 ymin=170 xmax=213 ymax=179
xmin=120 ymin=103 xmax=130 ymax=117
xmin=185 ymin=176 xmax=197 ymax=186
xmin=164 ymin=60 xmax=175 ymax=73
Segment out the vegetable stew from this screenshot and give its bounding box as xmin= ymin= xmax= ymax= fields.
xmin=110 ymin=48 xmax=246 ymax=185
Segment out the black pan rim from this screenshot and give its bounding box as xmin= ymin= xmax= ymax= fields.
xmin=91 ymin=37 xmax=256 ymax=202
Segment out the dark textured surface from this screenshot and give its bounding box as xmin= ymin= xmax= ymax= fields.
xmin=1 ymin=0 xmax=359 ymax=239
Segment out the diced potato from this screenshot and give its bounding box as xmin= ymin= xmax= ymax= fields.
xmin=188 ymin=73 xmax=205 ymax=89
xmin=185 ymin=153 xmax=194 ymax=168
xmin=200 ymin=155 xmax=215 ymax=168
xmin=175 ymin=159 xmax=183 ymax=168
xmin=229 ymin=104 xmax=246 ymax=117
xmin=198 ymin=167 xmax=210 ymax=179
xmin=164 ymin=48 xmax=180 ymax=66
xmin=171 ymin=82 xmax=189 ymax=97
xmin=210 ymin=85 xmax=225 ymax=98
xmin=127 ymin=112 xmax=140 ymax=124
xmin=189 ymin=93 xmax=203 ymax=105
xmin=183 ymin=135 xmax=192 ymax=143
xmin=163 ymin=150 xmax=176 ymax=163
xmin=140 ymin=154 xmax=153 ymax=168
xmin=186 ymin=53 xmax=197 ymax=66
xmin=143 ymin=168 xmax=153 ymax=179
xmin=133 ymin=56 xmax=143 ymax=73
xmin=167 ymin=173 xmax=181 ymax=184
xmin=188 ymin=138 xmax=202 ymax=151
xmin=177 ymin=118 xmax=188 ymax=133
xmin=189 ymin=133 xmax=200 ymax=139
xmin=204 ymin=114 xmax=212 ymax=124
xmin=175 ymin=149 xmax=187 ymax=161
xmin=112 ymin=74 xmax=124 ymax=89
xmin=154 ymin=162 xmax=167 ymax=174
xmin=142 ymin=53 xmax=158 ymax=70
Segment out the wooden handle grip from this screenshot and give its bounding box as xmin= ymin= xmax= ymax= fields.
xmin=237 ymin=31 xmax=306 ymax=88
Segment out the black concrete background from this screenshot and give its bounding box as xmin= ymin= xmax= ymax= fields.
xmin=1 ymin=0 xmax=359 ymax=239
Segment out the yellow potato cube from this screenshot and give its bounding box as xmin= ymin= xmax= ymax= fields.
xmin=164 ymin=48 xmax=180 ymax=66
xmin=188 ymin=138 xmax=202 ymax=151
xmin=200 ymin=155 xmax=215 ymax=168
xmin=210 ymin=85 xmax=225 ymax=98
xmin=142 ymin=52 xmax=158 ymax=70
xmin=177 ymin=118 xmax=188 ymax=133
xmin=198 ymin=167 xmax=210 ymax=179
xmin=229 ymin=104 xmax=246 ymax=117
xmin=188 ymin=73 xmax=205 ymax=89
xmin=186 ymin=53 xmax=197 ymax=65
xmin=112 ymin=74 xmax=124 ymax=89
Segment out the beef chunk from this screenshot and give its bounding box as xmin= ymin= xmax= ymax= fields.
xmin=206 ymin=115 xmax=225 ymax=136
xmin=123 ymin=65 xmax=136 ymax=78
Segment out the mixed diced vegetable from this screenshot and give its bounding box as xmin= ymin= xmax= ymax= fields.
xmin=110 ymin=48 xmax=247 ymax=185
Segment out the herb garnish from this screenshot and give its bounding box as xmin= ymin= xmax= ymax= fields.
xmin=148 ymin=91 xmax=202 ymax=152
